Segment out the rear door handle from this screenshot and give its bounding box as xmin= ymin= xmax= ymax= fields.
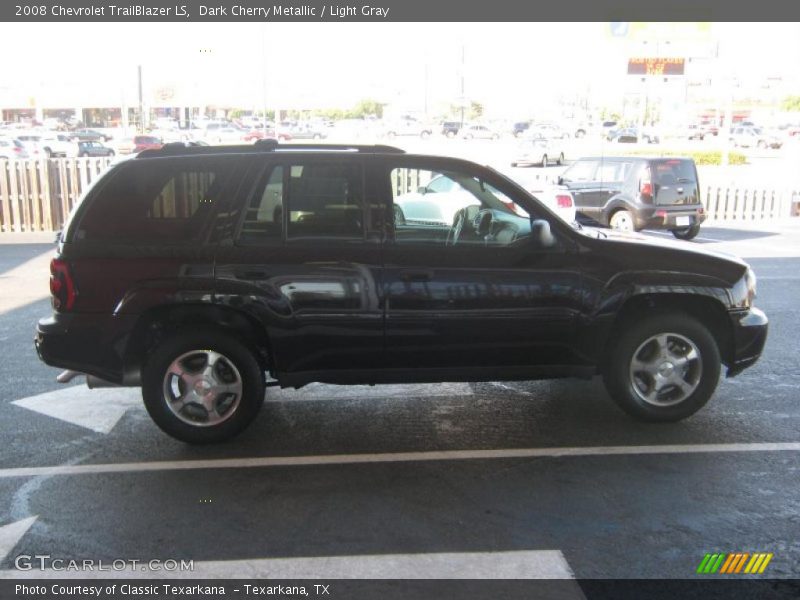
xmin=399 ymin=269 xmax=434 ymax=282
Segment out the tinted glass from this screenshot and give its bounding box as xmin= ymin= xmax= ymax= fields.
xmin=286 ymin=162 xmax=364 ymax=239
xmin=391 ymin=166 xmax=530 ymax=246
xmin=562 ymin=160 xmax=599 ymax=182
xmin=76 ymin=158 xmax=236 ymax=243
xmin=238 ymin=165 xmax=284 ymax=243
xmin=652 ymin=159 xmax=696 ymax=184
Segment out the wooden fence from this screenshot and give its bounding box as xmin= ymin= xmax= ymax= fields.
xmin=1 ymin=158 xmax=799 ymax=232
xmin=0 ymin=158 xmax=112 ymax=233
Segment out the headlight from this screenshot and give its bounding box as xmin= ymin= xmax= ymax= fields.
xmin=732 ymin=267 xmax=757 ymax=308
xmin=745 ymin=267 xmax=757 ymax=302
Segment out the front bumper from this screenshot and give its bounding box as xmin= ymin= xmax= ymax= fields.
xmin=726 ymin=306 xmax=768 ymax=377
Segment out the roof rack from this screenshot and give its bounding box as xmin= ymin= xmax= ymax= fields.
xmin=137 ymin=141 xmax=405 ymax=158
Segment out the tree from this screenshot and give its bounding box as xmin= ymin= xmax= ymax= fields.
xmin=782 ymin=96 xmax=800 ymax=111
xmin=351 ymin=99 xmax=385 ymax=119
xmin=468 ymin=101 xmax=483 ymax=120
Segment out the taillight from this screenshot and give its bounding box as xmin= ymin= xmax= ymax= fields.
xmin=50 ymin=258 xmax=76 ymax=311
xmin=556 ymin=194 xmax=573 ymax=208
xmin=640 ymin=168 xmax=653 ymax=199
xmin=13 ymin=146 xmax=23 ymax=153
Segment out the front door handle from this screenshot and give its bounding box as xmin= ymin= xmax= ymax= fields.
xmin=399 ymin=269 xmax=434 ymax=282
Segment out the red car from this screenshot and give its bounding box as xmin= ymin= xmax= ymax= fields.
xmin=241 ymin=127 xmax=292 ymax=143
xmin=134 ymin=135 xmax=163 ymax=152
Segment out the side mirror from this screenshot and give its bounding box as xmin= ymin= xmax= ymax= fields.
xmin=531 ymin=219 xmax=556 ymax=248
xmin=417 ymin=186 xmax=428 ymax=194
xmin=557 ymin=176 xmax=564 ymax=185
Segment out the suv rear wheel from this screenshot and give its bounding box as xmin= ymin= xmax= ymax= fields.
xmin=603 ymin=312 xmax=720 ymax=422
xmin=142 ymin=330 xmax=265 ymax=443
xmin=671 ymin=224 xmax=701 ymax=240
xmin=609 ymin=209 xmax=635 ymax=231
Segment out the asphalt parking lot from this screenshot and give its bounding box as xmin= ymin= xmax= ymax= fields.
xmin=0 ymin=219 xmax=798 ymax=585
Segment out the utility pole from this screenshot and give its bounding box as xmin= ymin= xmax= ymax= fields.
xmin=459 ymin=44 xmax=465 ymax=127
xmin=137 ymin=65 xmax=144 ymax=133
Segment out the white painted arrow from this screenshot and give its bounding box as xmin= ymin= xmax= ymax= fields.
xmin=11 ymin=387 xmax=141 ymax=434
xmin=0 ymin=516 xmax=37 ymax=565
xmin=9 ymin=382 xmax=472 ymax=434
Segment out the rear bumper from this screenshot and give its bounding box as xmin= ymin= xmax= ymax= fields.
xmin=35 ymin=313 xmax=135 ymax=383
xmin=726 ymin=307 xmax=768 ymax=377
xmin=636 ymin=205 xmax=708 ymax=230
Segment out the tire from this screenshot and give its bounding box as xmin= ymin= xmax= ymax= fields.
xmin=603 ymin=312 xmax=721 ymax=422
xmin=671 ymin=224 xmax=700 ymax=240
xmin=541 ymin=155 xmax=548 ymax=168
xmin=142 ymin=330 xmax=265 ymax=444
xmin=44 ymin=148 xmax=53 ymax=158
xmin=108 ymin=150 xmax=115 ymax=156
xmin=609 ymin=209 xmax=635 ymax=232
xmin=557 ymin=152 xmax=565 ymax=165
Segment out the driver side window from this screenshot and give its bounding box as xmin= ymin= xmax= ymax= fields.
xmin=389 ymin=166 xmax=530 ymax=247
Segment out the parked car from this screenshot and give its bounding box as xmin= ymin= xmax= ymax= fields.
xmin=458 ymin=124 xmax=500 ymax=140
xmin=441 ymin=121 xmax=462 ymax=138
xmin=527 ymin=185 xmax=576 ymax=223
xmin=40 ymin=133 xmax=76 ymax=157
xmin=71 ymin=129 xmax=112 ymax=142
xmin=383 ymin=117 xmax=432 ymax=139
xmin=558 ymin=156 xmax=706 ymax=239
xmin=683 ymin=124 xmax=706 ymax=141
xmin=14 ymin=134 xmax=47 ymax=158
xmin=529 ymin=123 xmax=570 ymax=139
xmin=241 ymin=126 xmax=292 ymax=143
xmin=607 ymin=127 xmax=659 ymax=144
xmin=132 ymin=135 xmax=163 ymax=153
xmin=729 ymin=127 xmax=782 ymax=149
xmin=283 ymin=123 xmax=326 ymax=140
xmin=511 ymin=135 xmax=567 ymax=168
xmin=36 ymin=142 xmax=767 ymax=443
xmin=77 ymin=141 xmax=115 ymax=157
xmin=0 ymin=137 xmax=29 ymax=159
xmin=512 ymin=121 xmax=531 ymax=138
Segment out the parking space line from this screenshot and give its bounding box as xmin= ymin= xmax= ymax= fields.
xmin=2 ymin=550 xmax=576 ymax=580
xmin=1 ymin=442 xmax=798 ymax=479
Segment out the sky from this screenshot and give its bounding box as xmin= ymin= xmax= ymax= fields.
xmin=1 ymin=22 xmax=799 ymax=117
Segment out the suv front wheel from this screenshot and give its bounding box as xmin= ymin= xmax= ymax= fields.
xmin=142 ymin=330 xmax=265 ymax=443
xmin=603 ymin=312 xmax=720 ymax=422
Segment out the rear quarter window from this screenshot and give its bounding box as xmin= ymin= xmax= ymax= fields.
xmin=73 ymin=158 xmax=239 ymax=244
xmin=652 ymin=159 xmax=697 ymax=184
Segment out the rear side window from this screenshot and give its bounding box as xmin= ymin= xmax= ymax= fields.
xmin=652 ymin=159 xmax=696 ymax=185
xmin=286 ymin=162 xmax=364 ymax=239
xmin=75 ymin=158 xmax=237 ymax=243
xmin=236 ymin=161 xmax=365 ymax=243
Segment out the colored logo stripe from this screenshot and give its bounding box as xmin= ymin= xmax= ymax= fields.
xmin=700 ymin=552 xmax=773 ymax=574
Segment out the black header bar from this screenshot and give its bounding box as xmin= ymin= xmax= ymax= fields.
xmin=3 ymin=0 xmax=800 ymax=22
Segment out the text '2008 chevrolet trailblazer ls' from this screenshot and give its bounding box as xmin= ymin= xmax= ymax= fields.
xmin=36 ymin=142 xmax=767 ymax=443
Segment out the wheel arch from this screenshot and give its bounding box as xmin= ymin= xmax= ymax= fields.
xmin=123 ymin=303 xmax=273 ymax=384
xmin=602 ymin=292 xmax=735 ymax=370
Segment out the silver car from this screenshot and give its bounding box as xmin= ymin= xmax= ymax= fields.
xmin=511 ymin=135 xmax=567 ymax=168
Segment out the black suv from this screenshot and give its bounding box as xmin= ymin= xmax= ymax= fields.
xmin=559 ymin=156 xmax=706 ymax=240
xmin=36 ymin=142 xmax=767 ymax=443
